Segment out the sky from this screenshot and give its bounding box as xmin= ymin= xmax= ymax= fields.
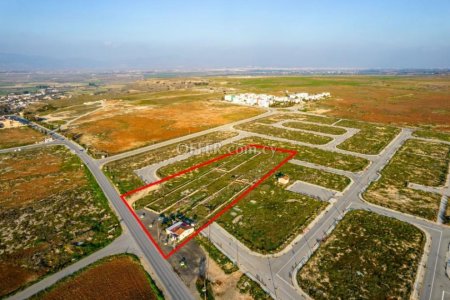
xmin=0 ymin=0 xmax=449 ymax=70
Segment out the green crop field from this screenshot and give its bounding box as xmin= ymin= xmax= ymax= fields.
xmin=298 ymin=210 xmax=424 ymax=300
xmin=335 ymin=120 xmax=401 ymax=155
xmin=364 ymin=139 xmax=450 ymax=220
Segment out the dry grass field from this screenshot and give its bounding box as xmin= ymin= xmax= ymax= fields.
xmin=364 ymin=139 xmax=450 ymax=220
xmin=298 ymin=210 xmax=424 ymax=300
xmin=0 ymin=126 xmax=45 ymax=149
xmin=33 ymin=255 xmax=162 ymax=300
xmin=211 ymin=76 xmax=450 ymax=130
xmin=0 ymin=146 xmax=120 ymax=297
xmin=63 ymin=92 xmax=262 ymax=156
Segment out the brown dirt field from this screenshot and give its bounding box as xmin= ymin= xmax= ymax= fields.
xmin=207 ymin=257 xmax=251 ymax=300
xmin=304 ymin=77 xmax=450 ymax=130
xmin=37 ymin=256 xmax=157 ymax=300
xmin=68 ymin=100 xmax=262 ymax=155
xmin=0 ymin=148 xmax=87 ymax=208
xmin=0 ymin=262 xmax=41 ymax=296
xmin=0 ymin=127 xmax=45 ymax=149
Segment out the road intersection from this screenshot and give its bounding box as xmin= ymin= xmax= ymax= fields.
xmin=4 ymin=111 xmax=450 ymax=300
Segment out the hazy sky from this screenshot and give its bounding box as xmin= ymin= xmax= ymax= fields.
xmin=1 ymin=0 xmax=449 ymax=69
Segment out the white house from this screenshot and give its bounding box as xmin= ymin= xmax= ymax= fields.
xmin=166 ymin=221 xmax=194 ymax=243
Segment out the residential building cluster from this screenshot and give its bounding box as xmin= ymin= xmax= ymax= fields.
xmin=0 ymin=87 xmax=69 ymax=112
xmin=224 ymin=92 xmax=331 ymax=108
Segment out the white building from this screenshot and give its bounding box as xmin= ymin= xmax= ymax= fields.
xmin=165 ymin=221 xmax=194 ymax=243
xmin=224 ymin=91 xmax=330 ymax=108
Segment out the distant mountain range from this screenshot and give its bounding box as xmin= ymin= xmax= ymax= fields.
xmin=1 ymin=52 xmax=450 ymax=75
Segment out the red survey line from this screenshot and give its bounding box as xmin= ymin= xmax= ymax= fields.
xmin=120 ymin=144 xmax=297 ymax=259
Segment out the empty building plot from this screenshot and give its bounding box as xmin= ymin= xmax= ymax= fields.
xmin=103 ymin=131 xmax=239 ymax=193
xmin=282 ymin=121 xmax=347 ymax=135
xmin=133 ymin=148 xmax=291 ymax=228
xmin=235 ymin=122 xmax=333 ymax=145
xmin=335 ymin=119 xmax=401 ymax=154
xmin=255 ymin=113 xmax=339 ymax=125
xmin=413 ymin=129 xmax=450 ymax=143
xmin=297 ymin=210 xmax=425 ymax=300
xmin=0 ymin=126 xmax=46 ymax=149
xmin=237 ymin=136 xmax=370 ymax=172
xmin=217 ymin=162 xmax=329 ymax=253
xmin=280 ymin=162 xmax=351 ymax=192
xmin=364 ymin=139 xmax=450 ymax=220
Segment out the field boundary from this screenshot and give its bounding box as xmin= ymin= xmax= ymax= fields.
xmin=120 ymin=144 xmax=297 ymax=259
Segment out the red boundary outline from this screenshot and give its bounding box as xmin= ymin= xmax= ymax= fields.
xmin=120 ymin=144 xmax=297 ymax=259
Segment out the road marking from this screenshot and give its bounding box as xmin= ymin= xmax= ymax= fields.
xmin=442 ymin=291 xmax=450 ymax=300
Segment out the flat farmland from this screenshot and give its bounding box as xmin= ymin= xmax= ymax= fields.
xmin=335 ymin=119 xmax=401 ymax=155
xmin=103 ymin=131 xmax=239 ymax=193
xmin=211 ymin=76 xmax=450 ymax=130
xmin=0 ymin=146 xmax=120 ymax=297
xmin=32 ymin=255 xmax=163 ymax=300
xmin=0 ymin=126 xmax=45 ymax=149
xmin=63 ymin=90 xmax=263 ymax=156
xmin=298 ymin=210 xmax=424 ymax=300
xmin=364 ymin=139 xmax=450 ymax=220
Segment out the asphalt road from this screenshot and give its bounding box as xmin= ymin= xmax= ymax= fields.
xmin=5 ymin=113 xmax=450 ymax=300
xmin=205 ymin=127 xmax=450 ymax=300
xmin=10 ymin=118 xmax=194 ymax=300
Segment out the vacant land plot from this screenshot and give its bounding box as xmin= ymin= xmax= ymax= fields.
xmin=237 ymin=274 xmax=271 ymax=300
xmin=136 ymin=142 xmax=338 ymax=253
xmin=283 ymin=121 xmax=346 ymax=135
xmin=298 ymin=210 xmax=424 ymax=300
xmin=413 ymin=129 xmax=450 ymax=143
xmin=252 ymin=113 xmax=339 ymax=125
xmin=0 ymin=126 xmax=45 ymax=149
xmin=134 ymin=148 xmax=291 ymax=230
xmin=0 ymin=146 xmax=120 ymax=297
xmin=335 ymin=120 xmax=401 ymax=154
xmin=195 ymin=236 xmax=238 ymax=274
xmin=236 ymin=122 xmax=332 ymax=145
xmin=280 ymin=163 xmax=351 ymax=192
xmin=238 ymin=136 xmax=369 ymax=172
xmin=364 ymin=139 xmax=450 ymax=220
xmin=104 ymin=131 xmax=238 ymax=193
xmin=63 ymin=91 xmax=262 ymax=156
xmin=217 ymin=165 xmax=326 ymax=253
xmin=153 ymin=141 xmax=351 ymax=193
xmin=33 ymin=255 xmax=163 ymax=300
